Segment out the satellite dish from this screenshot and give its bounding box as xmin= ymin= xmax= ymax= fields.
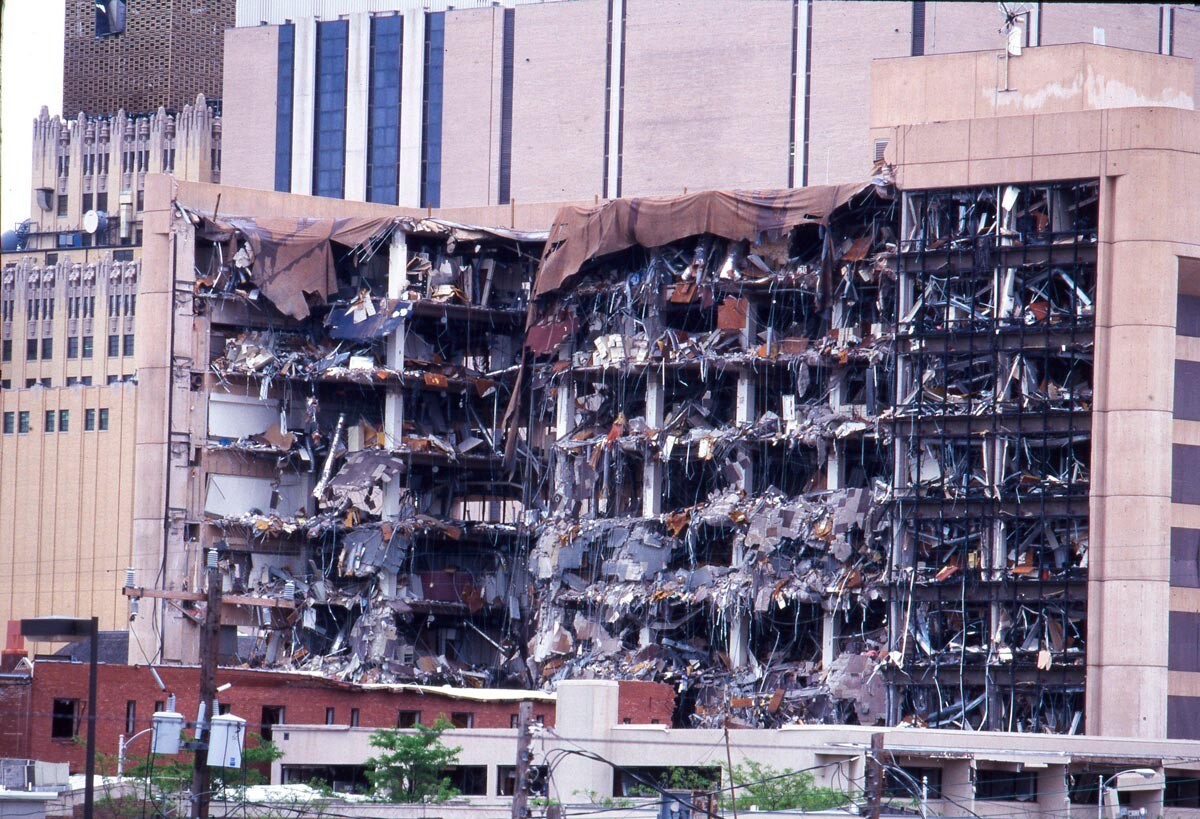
xmin=999 ymin=2 xmax=1032 ymax=54
xmin=83 ymin=210 xmax=108 ymax=234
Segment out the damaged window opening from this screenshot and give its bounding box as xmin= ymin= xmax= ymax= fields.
xmin=51 ymin=699 xmax=79 ymax=739
xmin=890 ymin=180 xmax=1096 ymax=732
xmin=975 ymin=768 xmax=1038 ymax=802
xmin=261 ymin=706 xmax=284 ymax=742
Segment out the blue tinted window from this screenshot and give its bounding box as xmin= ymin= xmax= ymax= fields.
xmin=313 ymin=20 xmax=349 ymax=199
xmin=421 ymin=12 xmax=444 ymax=209
xmin=274 ymin=23 xmax=295 ymax=192
xmin=367 ymin=15 xmax=403 ymax=204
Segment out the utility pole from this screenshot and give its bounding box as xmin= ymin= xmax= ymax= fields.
xmin=724 ymin=727 xmax=739 ymax=819
xmin=512 ymin=701 xmax=533 ymax=819
xmin=865 ymin=732 xmax=885 ymax=819
xmin=192 ymin=553 xmax=222 ymax=819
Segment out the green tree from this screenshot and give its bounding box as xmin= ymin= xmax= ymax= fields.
xmin=364 ymin=718 xmax=463 ymax=802
xmin=627 ymin=767 xmax=721 ymax=796
xmin=724 ymin=762 xmax=849 ymax=812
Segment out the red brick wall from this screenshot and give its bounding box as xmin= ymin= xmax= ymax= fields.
xmin=0 ymin=674 xmax=33 ymax=759
xmin=0 ymin=663 xmax=675 ymax=771
xmin=4 ymin=663 xmax=554 ymax=771
xmin=615 ymin=680 xmax=676 ymax=725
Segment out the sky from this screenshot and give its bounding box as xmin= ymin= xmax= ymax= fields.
xmin=1 ymin=0 xmax=64 ymax=232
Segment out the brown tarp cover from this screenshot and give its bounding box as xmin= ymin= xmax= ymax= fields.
xmin=198 ymin=216 xmax=396 ymax=320
xmin=533 ymin=184 xmax=867 ymax=297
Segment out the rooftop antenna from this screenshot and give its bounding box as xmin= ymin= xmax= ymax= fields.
xmin=998 ymin=2 xmax=1032 ymax=90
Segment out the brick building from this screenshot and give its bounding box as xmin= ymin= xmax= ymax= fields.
xmin=0 ymin=657 xmax=672 ymax=773
xmin=63 ymin=0 xmax=234 ymax=116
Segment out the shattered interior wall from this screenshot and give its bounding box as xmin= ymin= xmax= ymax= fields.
xmin=151 ymin=177 xmax=1098 ymax=733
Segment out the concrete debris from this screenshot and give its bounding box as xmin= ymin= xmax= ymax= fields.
xmin=177 ymin=178 xmax=1096 ymax=733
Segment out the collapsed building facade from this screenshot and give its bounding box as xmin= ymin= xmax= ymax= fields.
xmin=125 ymin=173 xmax=1096 ymax=734
xmin=520 ymin=185 xmax=898 ymax=728
xmin=130 ymin=188 xmax=550 ymax=689
xmin=518 ymin=180 xmax=1095 ymax=732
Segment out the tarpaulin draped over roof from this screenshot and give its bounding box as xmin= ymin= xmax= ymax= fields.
xmin=533 ymin=184 xmax=867 ymax=297
xmin=197 ymin=215 xmax=396 ymax=320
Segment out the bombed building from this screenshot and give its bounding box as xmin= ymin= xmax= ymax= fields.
xmin=5 ymin=42 xmax=1200 ymax=742
xmin=131 ymin=198 xmax=548 ymax=689
xmin=117 ymin=169 xmax=1098 ymax=734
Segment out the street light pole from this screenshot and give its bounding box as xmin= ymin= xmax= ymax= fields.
xmin=85 ymin=617 xmax=98 ymax=819
xmin=117 ymin=728 xmax=154 ymax=778
xmin=1098 ymin=769 xmax=1158 ymax=819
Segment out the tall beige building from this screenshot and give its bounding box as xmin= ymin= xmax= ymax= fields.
xmin=0 ymin=101 xmax=220 ymax=641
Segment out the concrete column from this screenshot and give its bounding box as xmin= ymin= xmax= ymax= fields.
xmin=383 ymin=232 xmax=408 ymax=518
xmin=822 ymin=609 xmax=838 ymax=669
xmin=554 ymin=373 xmax=575 ymax=442
xmin=290 ymin=17 xmax=316 ymax=194
xmin=1127 ymin=771 xmax=1165 ymax=817
xmin=1037 ymin=766 xmax=1069 ymax=819
xmin=730 ymin=302 xmax=755 ymax=670
xmin=398 ymin=11 xmax=426 ymax=207
xmin=553 ymin=681 xmax=619 ymax=800
xmin=603 ymin=0 xmax=624 ymax=199
xmin=1086 ymin=170 xmax=1174 ymax=739
xmin=940 ymin=761 xmax=974 ymax=815
xmin=736 ymin=301 xmax=759 ymax=492
xmin=343 ymin=13 xmax=371 ymax=202
xmin=827 ymin=441 xmax=842 ymax=490
xmin=553 ymin=373 xmax=577 ymax=508
xmin=643 ymin=375 xmax=664 ymax=516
